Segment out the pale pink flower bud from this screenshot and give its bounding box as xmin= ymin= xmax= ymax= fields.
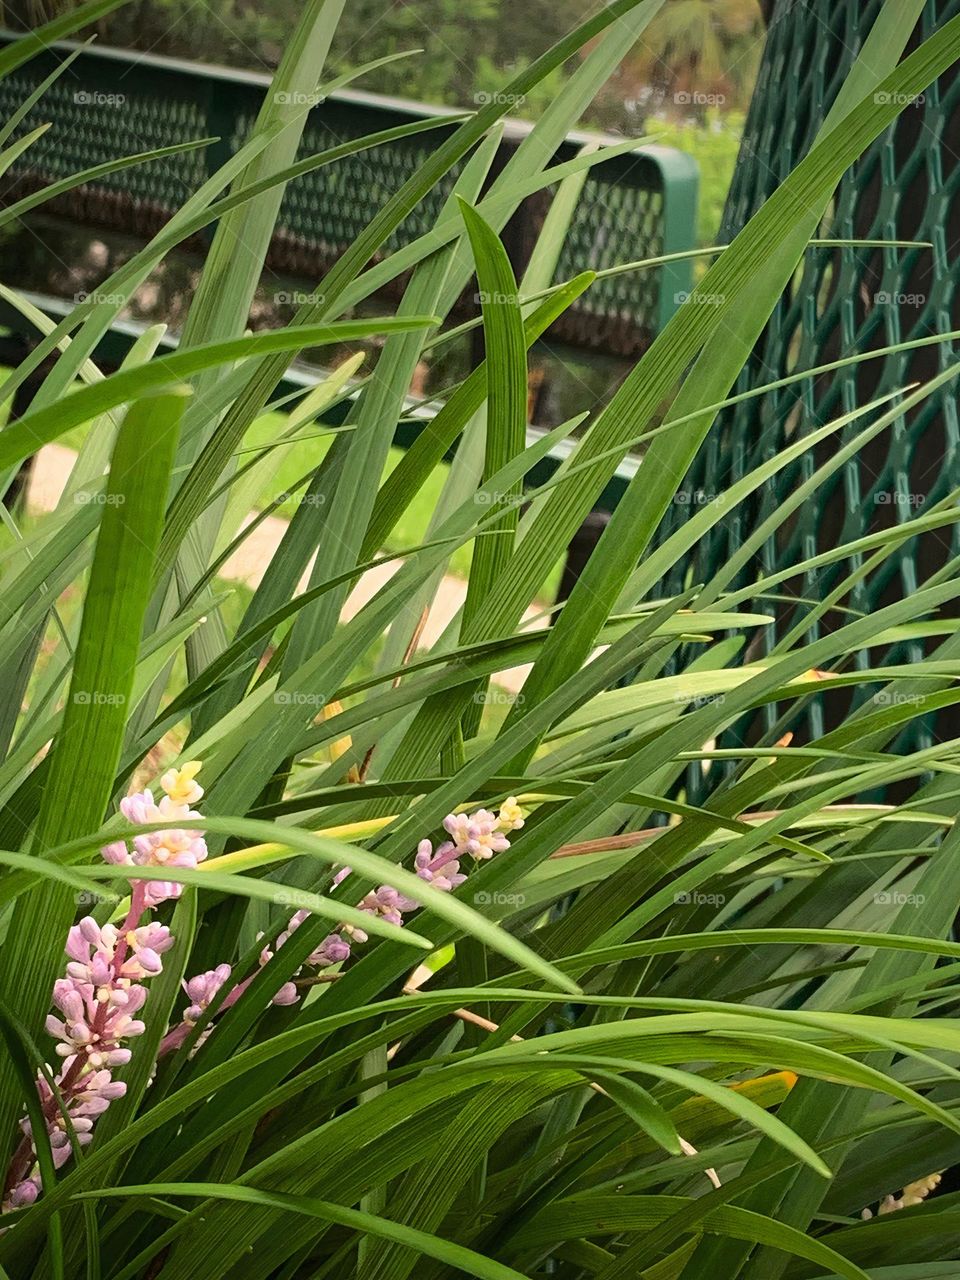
xmin=119 ymin=790 xmax=156 ymax=824
xmin=183 ymin=964 xmax=232 ymax=1023
xmin=160 ymin=761 xmax=204 ymax=807
xmin=442 ymin=809 xmax=510 ymax=860
xmin=6 ymin=1178 xmax=39 ymax=1208
xmin=307 ymin=933 xmax=351 ymax=967
xmin=142 ymin=880 xmax=184 ymax=908
xmin=100 ymin=840 xmax=131 ymax=865
xmin=358 ymin=885 xmax=415 ymax=928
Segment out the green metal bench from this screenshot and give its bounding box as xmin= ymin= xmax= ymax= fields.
xmin=0 ymin=33 xmax=698 ymax=359
xmin=654 ymin=0 xmax=960 ymax=791
xmin=0 ymin=287 xmax=640 ymax=518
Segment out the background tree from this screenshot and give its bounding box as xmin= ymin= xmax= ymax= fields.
xmin=74 ymin=0 xmax=763 ymax=131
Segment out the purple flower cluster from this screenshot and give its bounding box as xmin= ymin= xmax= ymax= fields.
xmin=2 ymin=785 xmax=523 ymax=1213
xmin=171 ymin=797 xmax=525 ymax=1027
xmin=2 ymin=763 xmax=206 ymax=1212
xmin=271 ymin=798 xmax=525 ymax=999
xmin=100 ymin=761 xmax=208 ymax=909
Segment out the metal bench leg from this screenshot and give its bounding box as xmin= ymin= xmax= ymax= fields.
xmin=555 ymin=510 xmax=610 ymax=612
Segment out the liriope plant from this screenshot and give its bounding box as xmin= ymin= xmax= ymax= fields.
xmin=0 ymin=0 xmax=958 ymax=1277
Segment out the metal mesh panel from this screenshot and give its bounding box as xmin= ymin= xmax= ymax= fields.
xmin=652 ymin=0 xmax=960 ymax=798
xmin=0 ymin=61 xmax=210 ymax=202
xmin=0 ymin=36 xmax=698 ymax=357
xmin=554 ymin=177 xmax=665 ymax=355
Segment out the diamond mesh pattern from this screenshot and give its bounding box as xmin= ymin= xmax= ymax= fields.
xmin=651 ymin=0 xmax=960 ymax=795
xmin=0 ymin=38 xmax=697 ymax=357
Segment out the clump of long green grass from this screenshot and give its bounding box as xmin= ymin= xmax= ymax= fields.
xmin=0 ymin=1 xmax=959 ymax=1277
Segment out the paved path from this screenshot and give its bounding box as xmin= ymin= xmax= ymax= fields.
xmin=29 ymin=444 xmax=543 ymax=694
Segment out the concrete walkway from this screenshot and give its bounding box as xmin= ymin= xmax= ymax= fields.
xmin=28 ymin=445 xmax=543 ymax=694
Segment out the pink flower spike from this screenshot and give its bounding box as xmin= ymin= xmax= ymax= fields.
xmin=6 ymin=767 xmax=211 ymax=1211
xmin=415 ymin=840 xmax=466 ymax=891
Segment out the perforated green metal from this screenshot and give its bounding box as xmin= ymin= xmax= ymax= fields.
xmin=652 ymin=0 xmax=960 ymax=795
xmin=0 ymin=34 xmax=698 ymax=358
